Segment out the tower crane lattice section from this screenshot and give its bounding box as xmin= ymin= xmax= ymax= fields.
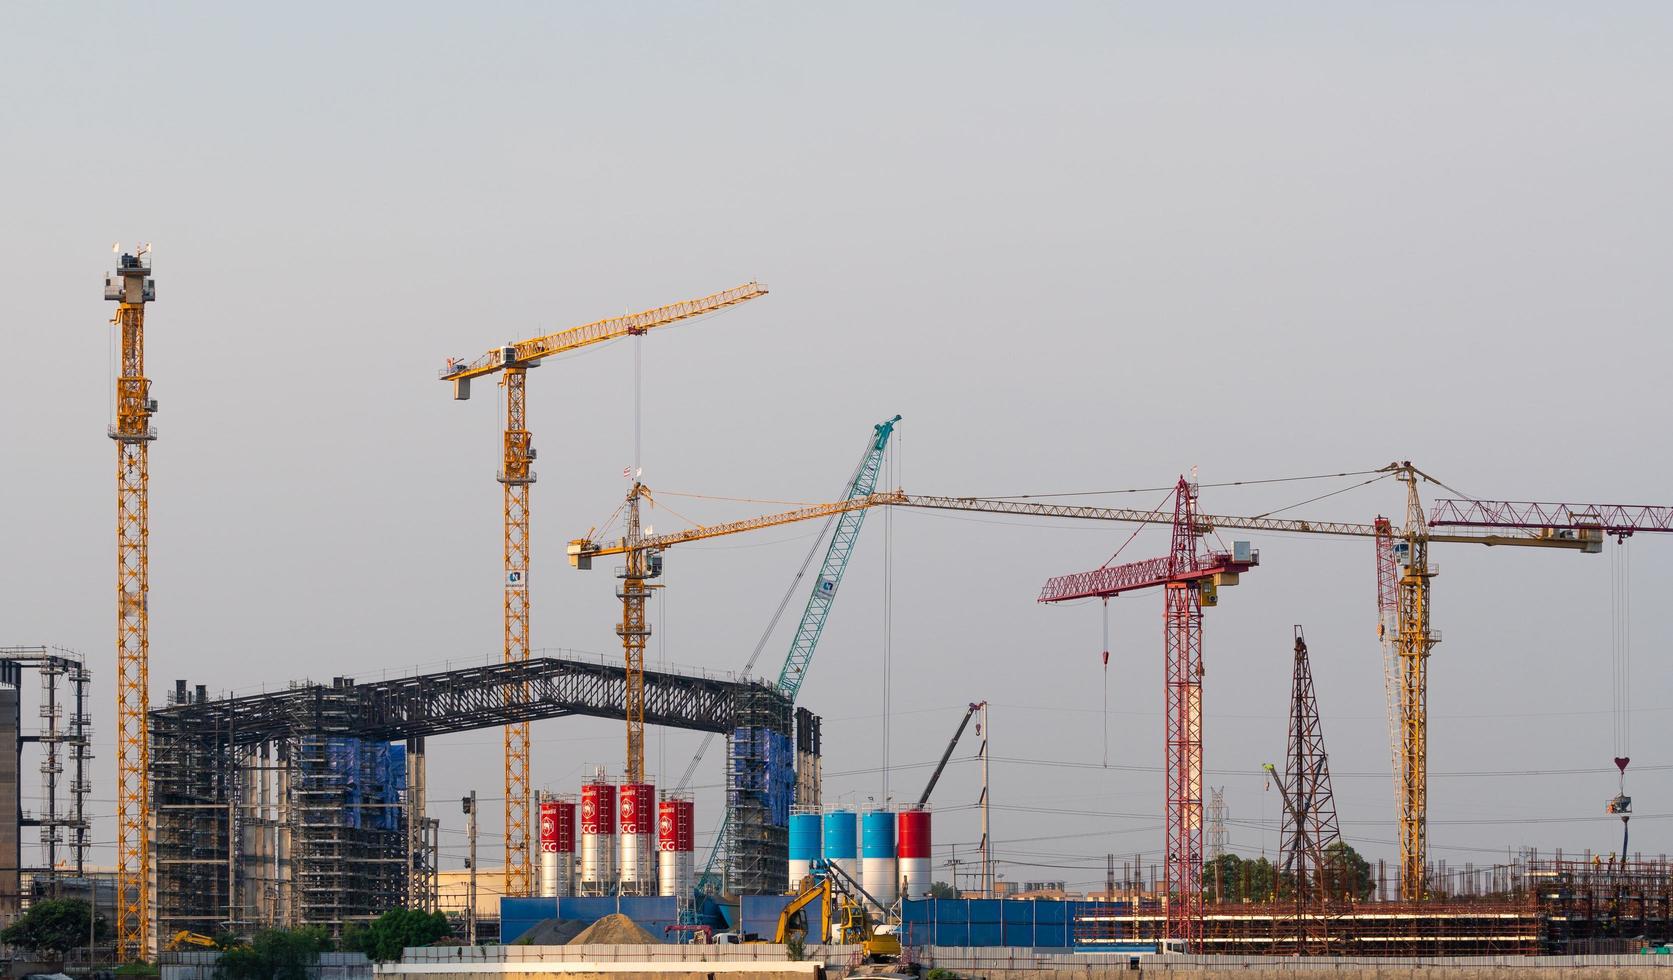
xmin=441 ymin=282 xmax=767 ymax=896
xmin=107 ymin=247 xmax=157 ymax=960
xmin=1036 ymin=477 xmax=1259 ymax=944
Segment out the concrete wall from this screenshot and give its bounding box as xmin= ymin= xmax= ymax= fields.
xmin=379 ymin=944 xmax=1673 ymax=980
xmin=378 ymin=947 xmax=827 ymax=980
xmin=162 ymin=950 xmax=373 ymax=980
xmin=920 ymin=948 xmax=1673 ymax=978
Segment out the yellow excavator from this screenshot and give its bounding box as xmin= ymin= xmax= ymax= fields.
xmin=774 ymin=865 xmax=902 ymax=963
xmin=166 ymin=931 xmax=220 ymax=951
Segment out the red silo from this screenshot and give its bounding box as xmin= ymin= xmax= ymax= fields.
xmin=897 ymin=808 xmax=932 ymax=900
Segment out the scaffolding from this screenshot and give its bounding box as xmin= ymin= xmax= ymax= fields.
xmin=149 ymin=654 xmax=791 ymax=945
xmin=0 ymin=647 xmax=93 ymax=910
xmin=1074 ymin=901 xmax=1545 ymax=956
xmin=153 ymin=679 xmax=416 ymax=937
xmin=1073 ymin=852 xmax=1673 ymax=955
xmin=726 ymin=686 xmax=794 ymax=896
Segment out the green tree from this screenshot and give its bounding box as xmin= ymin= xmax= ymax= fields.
xmin=214 ymin=927 xmax=333 ymax=980
xmin=1 ymin=898 xmax=110 ymax=955
xmin=1200 ymin=854 xmax=1278 ymax=903
xmin=1323 ymin=841 xmax=1374 ymax=900
xmin=926 ymin=881 xmax=958 ymax=900
xmin=340 ymin=909 xmax=450 ymax=963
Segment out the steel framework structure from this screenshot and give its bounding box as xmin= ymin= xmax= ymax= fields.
xmin=149 ymin=654 xmax=790 ymax=940
xmin=106 ymin=248 xmax=156 ymax=960
xmin=0 ymin=648 xmax=93 ymax=892
xmin=1270 ymin=627 xmax=1342 ymax=953
xmin=442 ymin=283 xmax=766 ymax=895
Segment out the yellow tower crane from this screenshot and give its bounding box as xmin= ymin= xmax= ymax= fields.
xmin=879 ymin=474 xmax=1612 ymax=903
xmin=106 ymin=244 xmax=157 ymax=961
xmin=441 ymin=282 xmax=766 ymax=896
xmin=568 ymin=466 xmax=1658 ymax=909
xmin=568 ymin=491 xmax=887 ymax=784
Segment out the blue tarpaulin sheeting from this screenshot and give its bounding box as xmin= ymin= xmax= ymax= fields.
xmin=729 ymin=727 xmax=795 ymax=828
xmin=313 ymin=737 xmax=406 ymax=831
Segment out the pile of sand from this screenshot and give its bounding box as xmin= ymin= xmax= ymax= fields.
xmin=566 ymin=912 xmax=661 ymax=945
xmin=517 ymin=918 xmax=588 ymax=945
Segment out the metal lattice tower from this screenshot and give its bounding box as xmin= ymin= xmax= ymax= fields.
xmin=1395 ymin=470 xmax=1435 ymax=901
xmin=1162 ymin=481 xmax=1205 ymax=943
xmin=1207 ymin=787 xmax=1227 ymax=861
xmin=1036 ymin=476 xmax=1261 ymax=944
xmin=619 ymin=483 xmax=655 ymax=783
xmin=1274 ymin=627 xmax=1342 ymax=949
xmin=499 ymin=366 xmax=534 ymax=898
xmin=107 ymin=246 xmax=156 ymax=960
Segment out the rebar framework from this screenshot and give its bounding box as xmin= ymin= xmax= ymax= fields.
xmin=1075 ymin=902 xmax=1544 ymax=956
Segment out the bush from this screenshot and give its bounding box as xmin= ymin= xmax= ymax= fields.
xmin=214 ymin=927 xmax=333 ymax=980
xmin=340 ymin=909 xmax=450 ymax=963
xmin=0 ymin=898 xmax=110 ymax=955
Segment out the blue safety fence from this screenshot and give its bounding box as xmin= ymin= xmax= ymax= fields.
xmin=505 ymin=895 xmax=1160 ymax=949
xmin=900 ymin=898 xmax=1159 ymax=949
xmin=500 ymin=896 xmax=685 ymax=944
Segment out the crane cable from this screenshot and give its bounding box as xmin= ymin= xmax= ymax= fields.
xmin=1101 ymin=598 xmax=1110 ymax=769
xmin=1610 ymin=539 xmax=1633 ymax=855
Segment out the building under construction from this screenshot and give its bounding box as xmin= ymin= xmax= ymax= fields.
xmin=148 ymin=654 xmax=808 ymax=940
xmin=0 ymin=646 xmax=92 ymax=920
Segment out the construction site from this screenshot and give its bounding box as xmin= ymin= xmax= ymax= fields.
xmin=5 ymin=9 xmax=1673 ymax=978
xmin=0 ymin=251 xmax=1630 ymax=972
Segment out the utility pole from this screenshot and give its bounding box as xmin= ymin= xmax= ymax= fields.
xmin=977 ymin=702 xmax=992 ymax=898
xmin=463 ymin=792 xmax=478 ymax=945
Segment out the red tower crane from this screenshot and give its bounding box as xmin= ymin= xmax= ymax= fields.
xmin=1036 ymin=477 xmax=1259 ymax=944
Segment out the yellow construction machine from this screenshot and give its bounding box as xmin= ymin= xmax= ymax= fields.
xmin=774 ymin=868 xmax=903 ymax=963
xmin=166 ymin=930 xmax=220 ymax=951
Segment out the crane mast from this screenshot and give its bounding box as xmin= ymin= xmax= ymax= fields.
xmin=1394 ymin=468 xmax=1435 ymax=900
xmin=444 ymin=282 xmax=765 ymax=896
xmin=500 ymin=365 xmax=535 ymax=896
xmin=619 ymin=483 xmax=656 ymax=783
xmin=108 ymin=246 xmax=157 ymax=961
xmin=1036 ymin=477 xmax=1260 ymax=944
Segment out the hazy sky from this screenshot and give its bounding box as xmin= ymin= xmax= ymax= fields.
xmin=3 ymin=3 xmax=1671 ymax=893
